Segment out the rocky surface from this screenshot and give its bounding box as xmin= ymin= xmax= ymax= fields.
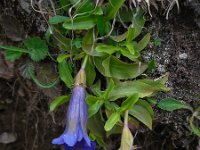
xmin=0 ymin=0 xmax=200 ymax=150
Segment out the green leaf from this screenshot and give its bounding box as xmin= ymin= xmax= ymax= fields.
xmin=110 ymin=32 xmax=127 ymax=42
xmin=63 ymin=15 xmax=97 ymax=30
xmin=88 ymin=112 xmax=106 ymax=138
xmin=120 ymin=47 xmax=140 ymax=61
xmin=94 ymin=56 xmax=147 ymax=79
xmin=154 ymin=38 xmax=161 ymax=47
xmin=119 ymin=93 xmax=139 ymax=113
xmin=72 ymin=38 xmax=82 ymax=49
xmin=119 ymin=125 xmax=133 ymax=150
xmin=57 ymin=54 xmax=70 ymax=63
xmin=189 ymin=115 xmax=200 ymax=137
xmin=0 ymin=45 xmax=28 ymax=53
xmin=24 ymin=37 xmax=48 ymax=61
xmin=103 ymin=79 xmax=115 ymax=100
xmin=52 ymin=27 xmax=72 ymax=52
xmin=82 ymin=30 xmax=102 ymax=56
xmin=116 ymin=7 xmax=134 ymax=22
xmin=49 ymin=16 xmax=68 ymax=24
xmin=129 ymin=103 xmax=153 ymax=129
xmin=96 ymin=16 xmax=106 ymax=36
xmin=147 ymin=60 xmax=155 ymax=73
xmin=157 ymin=98 xmax=192 ymax=111
xmin=27 ymin=64 xmax=59 ymax=89
xmin=59 ymin=0 xmax=68 ymax=10
xmin=104 ymin=112 xmax=120 ymax=131
xmin=107 ymin=123 xmax=123 ymax=137
xmin=70 ymin=0 xmax=78 ymax=5
xmin=5 ymin=50 xmax=23 ymax=61
xmin=93 ymin=7 xmax=103 ymax=15
xmin=95 ymin=136 xmax=107 ymax=148
xmin=88 ymin=100 xmax=104 ymax=118
xmin=90 ymin=80 xmax=102 ymax=97
xmin=95 ymin=44 xmax=121 ymax=55
xmin=134 ymin=33 xmax=150 ymax=52
xmin=137 ymin=100 xmax=154 ymax=119
xmin=75 ymin=1 xmax=95 ymax=14
xmin=58 ymin=59 xmax=73 ymax=88
xmin=126 ymin=27 xmax=135 ymax=42
xmin=85 ymin=57 xmax=96 ymax=85
xmin=105 ymin=0 xmax=126 ymax=20
xmin=146 ymin=97 xmax=157 ymax=105
xmin=132 ymin=9 xmax=145 ymax=39
xmin=50 ymin=95 xmax=70 ymax=111
xmin=108 ymin=79 xmax=169 ymax=101
xmin=86 ymin=95 xmax=100 ymax=106
xmin=125 ymin=42 xmax=135 ymax=55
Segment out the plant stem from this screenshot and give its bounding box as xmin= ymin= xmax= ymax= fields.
xmin=81 ymin=54 xmax=89 ymax=69
xmin=124 ymin=110 xmax=129 ymax=126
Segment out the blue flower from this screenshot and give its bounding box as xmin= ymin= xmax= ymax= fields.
xmin=52 ymin=85 xmax=95 ymax=150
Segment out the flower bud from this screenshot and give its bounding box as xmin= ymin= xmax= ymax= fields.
xmin=74 ymin=68 xmax=86 ymax=86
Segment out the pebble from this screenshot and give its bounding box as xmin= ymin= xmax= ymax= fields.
xmin=0 ymin=132 xmax=17 ymax=144
xmin=179 ymin=53 xmax=188 ymax=59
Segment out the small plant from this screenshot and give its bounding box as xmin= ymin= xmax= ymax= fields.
xmin=157 ymin=98 xmax=200 ymax=137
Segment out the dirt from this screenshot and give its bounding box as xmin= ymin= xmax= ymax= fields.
xmin=0 ymin=1 xmax=200 ymax=150
xmin=139 ymin=3 xmax=200 ymax=150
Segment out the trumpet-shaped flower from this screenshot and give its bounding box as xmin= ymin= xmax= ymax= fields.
xmin=52 ymin=85 xmax=95 ymax=150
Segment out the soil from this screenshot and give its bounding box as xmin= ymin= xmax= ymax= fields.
xmin=0 ymin=1 xmax=200 ymax=150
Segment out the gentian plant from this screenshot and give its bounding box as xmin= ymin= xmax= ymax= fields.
xmin=3 ymin=0 xmax=197 ymax=149
xmin=52 ymin=63 xmax=96 ymax=149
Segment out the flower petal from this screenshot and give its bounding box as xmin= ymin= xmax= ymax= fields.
xmin=66 ymin=86 xmax=82 ymax=132
xmin=64 ymin=140 xmax=96 ymax=150
xmin=79 ymin=87 xmax=87 ymax=132
xmin=77 ymin=123 xmax=84 ymax=141
xmin=63 ymin=132 xmax=77 ymax=147
xmin=51 ymin=134 xmax=65 ymax=145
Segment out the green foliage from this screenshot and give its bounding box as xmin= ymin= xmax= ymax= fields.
xmin=0 ymin=0 xmax=181 ymax=149
xmin=0 ymin=37 xmax=48 ymax=61
xmin=24 ymin=37 xmax=48 ymax=61
xmin=58 ymin=59 xmax=73 ymax=88
xmin=94 ymin=56 xmax=147 ymax=79
xmin=49 ymin=16 xmax=68 ymax=24
xmin=27 ymin=63 xmax=59 ymax=88
xmin=5 ymin=50 xmax=23 ymax=62
xmin=104 ymin=112 xmax=121 ymax=131
xmin=105 ymin=0 xmax=126 ymax=20
xmin=189 ymin=106 xmax=200 ymax=137
xmin=63 ymin=15 xmax=97 ymax=30
xmin=108 ymin=79 xmax=169 ymax=101
xmin=85 ymin=57 xmax=96 ymax=85
xmin=118 ymin=93 xmax=139 ymax=113
xmin=87 ymin=95 xmax=104 ymax=118
xmin=157 ymin=98 xmax=192 ymax=111
xmin=189 ymin=115 xmax=200 ymax=137
xmin=50 ymin=95 xmax=70 ymax=111
xmin=158 ymin=98 xmax=200 ymax=137
xmin=154 ymin=38 xmax=161 ymax=47
xmin=129 ymin=100 xmax=153 ymax=129
xmin=147 ymin=60 xmax=155 ymax=73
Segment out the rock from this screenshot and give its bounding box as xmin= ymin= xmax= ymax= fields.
xmin=179 ymin=53 xmax=188 ymax=59
xmin=0 ymin=52 xmax=14 ymax=80
xmin=0 ymin=132 xmax=17 ymax=144
xmin=18 ymin=0 xmax=32 ymax=14
xmin=0 ymin=15 xmax=25 ymax=41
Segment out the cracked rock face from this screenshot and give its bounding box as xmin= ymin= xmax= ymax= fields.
xmin=0 ymin=132 xmax=17 ymax=144
xmin=184 ymin=0 xmax=200 ymax=28
xmin=0 ymin=14 xmax=25 ymax=41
